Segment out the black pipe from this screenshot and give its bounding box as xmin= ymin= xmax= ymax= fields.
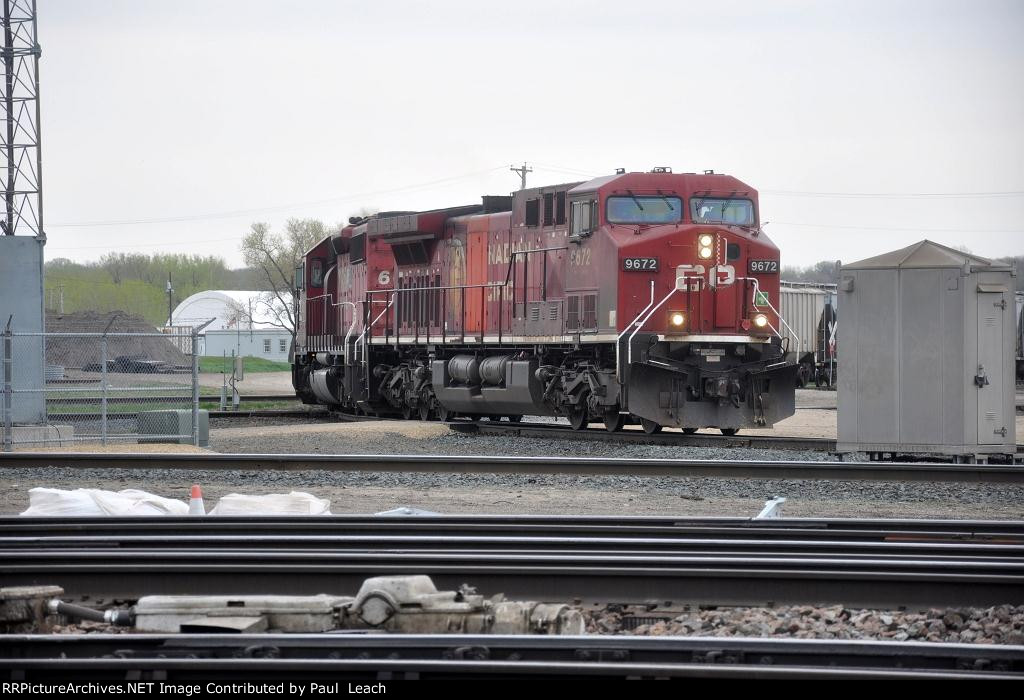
xmin=48 ymin=600 xmax=134 ymax=626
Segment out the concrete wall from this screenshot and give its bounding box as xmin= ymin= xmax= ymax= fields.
xmin=201 ymin=329 xmax=291 ymax=362
xmin=0 ymin=237 xmax=45 ymax=423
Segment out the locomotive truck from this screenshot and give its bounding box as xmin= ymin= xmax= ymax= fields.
xmin=292 ymin=168 xmax=798 ymax=434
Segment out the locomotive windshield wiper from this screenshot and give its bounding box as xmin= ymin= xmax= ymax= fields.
xmin=656 ymin=191 xmax=674 ymax=211
xmin=626 ymin=189 xmax=644 ymax=211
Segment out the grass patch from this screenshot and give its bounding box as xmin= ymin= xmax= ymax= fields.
xmin=198 ymin=356 xmax=291 ymax=374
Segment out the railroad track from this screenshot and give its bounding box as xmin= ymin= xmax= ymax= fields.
xmin=2 ymin=451 xmax=1022 ymax=483
xmin=3 ymin=634 xmax=1021 ymax=679
xmin=48 ymin=408 xmax=329 ymax=421
xmin=3 ymin=516 xmax=1022 ymax=608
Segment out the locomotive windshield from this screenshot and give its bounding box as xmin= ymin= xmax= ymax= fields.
xmin=691 ymin=198 xmax=755 ymax=225
xmin=606 ymin=195 xmax=683 ymax=224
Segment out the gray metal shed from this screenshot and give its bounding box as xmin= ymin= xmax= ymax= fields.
xmin=836 ymin=240 xmax=1017 ymax=461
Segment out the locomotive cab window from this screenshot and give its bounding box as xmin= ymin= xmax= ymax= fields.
xmin=310 ymin=259 xmax=325 ymax=288
xmin=691 ymin=198 xmax=755 ymax=226
xmin=606 ymin=195 xmax=682 ymax=224
xmin=570 ymin=199 xmax=598 ymax=237
xmin=294 ymin=264 xmax=304 ymax=291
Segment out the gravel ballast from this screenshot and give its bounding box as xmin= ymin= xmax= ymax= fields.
xmin=587 ymin=605 xmax=1024 ymax=645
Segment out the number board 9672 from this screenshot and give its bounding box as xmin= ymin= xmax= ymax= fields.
xmin=748 ymin=260 xmax=779 ymax=274
xmin=622 ymin=257 xmax=659 ymax=272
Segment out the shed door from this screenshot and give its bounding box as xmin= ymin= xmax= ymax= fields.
xmin=977 ymin=291 xmax=1005 ymax=444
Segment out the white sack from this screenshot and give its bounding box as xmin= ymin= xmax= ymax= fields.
xmin=20 ymin=487 xmax=189 ymax=516
xmin=208 ymin=491 xmax=331 ymax=516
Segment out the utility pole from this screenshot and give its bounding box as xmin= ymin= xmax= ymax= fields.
xmin=166 ymin=272 xmax=174 ymax=327
xmin=510 ymin=162 xmax=532 ymax=191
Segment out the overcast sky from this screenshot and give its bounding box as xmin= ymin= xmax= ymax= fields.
xmin=38 ymin=0 xmax=1024 ymax=268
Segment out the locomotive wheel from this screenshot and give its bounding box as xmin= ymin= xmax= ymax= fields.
xmin=603 ymin=410 xmax=624 ymax=433
xmin=507 ymin=415 xmax=523 ymax=423
xmin=436 ymin=405 xmax=453 ymax=422
xmin=682 ymin=427 xmax=698 ymax=435
xmin=568 ymin=405 xmax=588 ymax=431
xmin=418 ymin=402 xmax=433 ymax=421
xmin=720 ymin=428 xmax=740 ymax=436
xmin=796 ymin=365 xmax=810 ymax=388
xmin=640 ymin=418 xmax=662 ymax=435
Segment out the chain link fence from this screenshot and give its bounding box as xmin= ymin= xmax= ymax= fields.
xmin=2 ymin=324 xmax=201 ymax=450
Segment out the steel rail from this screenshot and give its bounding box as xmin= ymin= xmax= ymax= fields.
xmin=3 ymin=634 xmax=1021 ymax=680
xmin=5 ymin=549 xmax=1021 ymax=607
xmin=45 ymin=393 xmax=298 ymax=405
xmin=2 ymin=451 xmax=1022 ymax=482
xmin=6 ymin=517 xmax=1024 ymax=547
xmin=47 ymin=408 xmax=330 ymax=421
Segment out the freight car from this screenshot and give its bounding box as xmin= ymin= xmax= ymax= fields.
xmin=779 ymin=282 xmax=838 ymax=388
xmin=292 ymin=168 xmax=798 ymax=434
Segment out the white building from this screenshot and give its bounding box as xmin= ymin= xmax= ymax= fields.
xmin=169 ymin=290 xmax=293 ymax=361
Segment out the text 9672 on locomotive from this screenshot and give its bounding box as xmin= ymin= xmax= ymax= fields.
xmin=292 ymin=168 xmax=798 ymax=434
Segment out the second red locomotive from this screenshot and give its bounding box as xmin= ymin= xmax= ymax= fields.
xmin=293 ymin=167 xmax=797 ymax=434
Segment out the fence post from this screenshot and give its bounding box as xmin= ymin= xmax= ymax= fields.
xmin=100 ymin=335 xmax=108 ymax=446
xmin=2 ymin=317 xmax=12 ymax=453
xmin=192 ymin=328 xmax=199 ymax=446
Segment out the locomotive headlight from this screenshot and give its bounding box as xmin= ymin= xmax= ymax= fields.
xmin=669 ymin=311 xmax=686 ymax=327
xmin=698 ymin=245 xmax=714 ymax=259
xmin=753 ymin=313 xmax=769 ymax=328
xmin=698 ymin=234 xmax=713 ymax=247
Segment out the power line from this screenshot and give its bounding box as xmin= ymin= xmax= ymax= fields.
xmin=762 ymin=189 xmax=1024 ymax=199
xmin=47 ymin=236 xmax=242 ymax=251
xmin=47 ymin=166 xmax=508 ymax=228
xmin=771 ymin=221 xmax=1023 ymax=234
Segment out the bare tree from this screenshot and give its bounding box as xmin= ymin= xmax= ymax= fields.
xmin=241 ymin=218 xmax=327 ymax=336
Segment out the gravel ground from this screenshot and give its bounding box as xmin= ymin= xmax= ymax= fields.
xmin=3 ymin=388 xmax=1021 ymax=519
xmin=587 ymin=605 xmax=1024 ymax=645
xmin=3 ymin=457 xmax=1022 ymax=518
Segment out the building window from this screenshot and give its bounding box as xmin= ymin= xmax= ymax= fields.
xmin=279 ymin=339 xmax=287 ymax=352
xmin=263 ymin=339 xmax=271 ymax=353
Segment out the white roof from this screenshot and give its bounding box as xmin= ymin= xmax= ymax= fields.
xmin=171 ymin=290 xmax=293 ymax=331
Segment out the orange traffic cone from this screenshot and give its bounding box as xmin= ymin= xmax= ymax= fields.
xmin=188 ymin=484 xmax=205 ymax=515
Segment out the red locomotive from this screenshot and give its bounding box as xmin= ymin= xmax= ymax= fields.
xmin=292 ymin=167 xmax=797 ymax=434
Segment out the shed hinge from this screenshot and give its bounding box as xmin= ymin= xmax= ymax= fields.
xmin=994 ymin=299 xmax=1007 ymax=309
xmin=994 ymin=427 xmax=1007 ymax=438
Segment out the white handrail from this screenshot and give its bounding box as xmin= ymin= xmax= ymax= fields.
xmin=616 ymin=280 xmax=655 ymax=382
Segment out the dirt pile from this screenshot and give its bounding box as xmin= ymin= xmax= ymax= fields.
xmin=44 ymin=311 xmax=189 ymax=369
